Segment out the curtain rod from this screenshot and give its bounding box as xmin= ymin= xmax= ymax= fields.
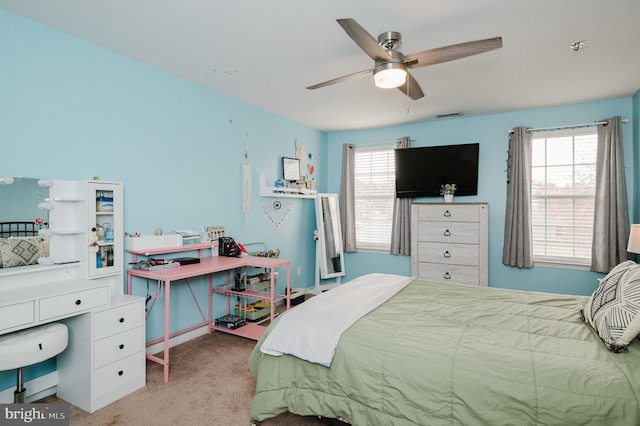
xmin=509 ymin=118 xmax=629 ymax=134
xmin=348 ymin=138 xmax=415 ymax=148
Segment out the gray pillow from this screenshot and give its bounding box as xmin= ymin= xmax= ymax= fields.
xmin=581 ymin=260 xmax=640 ymax=352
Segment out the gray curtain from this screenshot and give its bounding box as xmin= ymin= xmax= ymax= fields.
xmin=390 ymin=137 xmax=411 ymax=256
xmin=591 ymin=116 xmax=630 ymax=273
xmin=502 ymin=126 xmax=533 ymax=268
xmin=340 ymin=144 xmax=357 ymax=252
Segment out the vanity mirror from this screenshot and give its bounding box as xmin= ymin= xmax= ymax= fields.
xmin=0 ymin=177 xmax=53 ymax=269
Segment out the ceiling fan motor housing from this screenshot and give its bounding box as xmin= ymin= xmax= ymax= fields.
xmin=374 ymin=50 xmax=407 ymax=73
xmin=377 ymin=31 xmax=401 ymax=50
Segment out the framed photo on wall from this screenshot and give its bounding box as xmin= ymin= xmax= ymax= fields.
xmin=282 ymin=157 xmax=301 ymax=181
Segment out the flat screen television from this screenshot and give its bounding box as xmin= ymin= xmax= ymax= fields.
xmin=395 ymin=143 xmax=479 ymax=198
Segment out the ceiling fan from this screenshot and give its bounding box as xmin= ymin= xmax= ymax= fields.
xmin=306 ymin=18 xmax=503 ymax=100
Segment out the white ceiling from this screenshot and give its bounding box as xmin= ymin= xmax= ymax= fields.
xmin=2 ymin=0 xmax=639 ymax=132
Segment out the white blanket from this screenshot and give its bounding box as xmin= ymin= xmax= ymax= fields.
xmin=260 ymin=273 xmax=413 ymax=366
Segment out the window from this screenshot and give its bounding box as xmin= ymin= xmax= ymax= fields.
xmin=531 ymin=129 xmax=597 ymax=266
xmin=354 ymin=145 xmax=396 ymax=251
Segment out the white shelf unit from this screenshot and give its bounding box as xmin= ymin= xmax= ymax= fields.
xmin=259 ymin=173 xmax=317 ymax=199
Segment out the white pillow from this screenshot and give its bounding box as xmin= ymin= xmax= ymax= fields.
xmin=582 ymin=260 xmax=640 ymax=352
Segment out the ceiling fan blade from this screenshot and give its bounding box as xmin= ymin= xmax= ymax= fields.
xmin=404 ymin=37 xmax=502 ymax=69
xmin=306 ymin=69 xmax=373 ymax=90
xmin=337 ymin=18 xmax=390 ymax=61
xmin=398 ymin=71 xmax=424 ymax=100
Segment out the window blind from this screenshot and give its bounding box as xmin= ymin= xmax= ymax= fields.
xmin=531 ymin=130 xmax=597 ymax=264
xmin=354 ymin=146 xmax=395 ymax=250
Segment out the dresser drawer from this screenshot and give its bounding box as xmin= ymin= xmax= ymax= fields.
xmin=417 ymin=262 xmax=480 ymax=286
xmin=0 ymin=301 xmax=35 ymax=332
xmin=418 ymin=242 xmax=479 ymax=266
xmin=39 ymin=287 xmax=109 ymax=321
xmin=94 ymin=326 xmax=144 ymax=368
xmin=94 ymin=302 xmax=144 ymax=340
xmin=417 ymin=204 xmax=480 ymax=222
xmin=417 ymin=221 xmax=479 ymax=244
xmin=93 ymin=352 xmax=145 ymax=399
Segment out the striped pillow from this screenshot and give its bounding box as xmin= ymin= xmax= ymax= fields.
xmin=581 ymin=260 xmax=640 ymax=352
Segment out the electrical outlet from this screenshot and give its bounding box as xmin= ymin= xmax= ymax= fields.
xmin=297 ymin=265 xmax=302 ymax=276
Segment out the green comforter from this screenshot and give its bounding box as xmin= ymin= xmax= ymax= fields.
xmin=249 ymin=279 xmax=640 ymax=425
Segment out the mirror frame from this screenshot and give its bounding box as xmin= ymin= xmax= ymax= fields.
xmin=314 ymin=193 xmax=345 ymax=279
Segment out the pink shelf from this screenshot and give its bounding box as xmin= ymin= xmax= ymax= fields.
xmin=126 ymin=242 xmax=216 ymax=262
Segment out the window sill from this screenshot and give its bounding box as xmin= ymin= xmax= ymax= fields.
xmin=355 ymin=246 xmax=390 ymax=254
xmin=533 ymin=259 xmax=591 ymax=271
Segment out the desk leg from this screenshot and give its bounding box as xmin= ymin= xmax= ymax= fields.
xmin=286 ymin=263 xmax=291 ymax=310
xmin=269 ymin=267 xmax=275 ymax=321
xmin=208 ymin=274 xmax=213 ymax=333
xmin=163 ymin=279 xmax=170 ymax=384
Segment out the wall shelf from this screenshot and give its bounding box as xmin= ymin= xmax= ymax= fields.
xmin=259 ymin=173 xmax=316 ymax=199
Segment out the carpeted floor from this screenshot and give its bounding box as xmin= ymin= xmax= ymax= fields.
xmin=39 ymin=331 xmax=326 ymax=426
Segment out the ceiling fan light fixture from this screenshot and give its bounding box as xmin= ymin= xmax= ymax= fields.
xmin=374 ymin=64 xmax=407 ymax=89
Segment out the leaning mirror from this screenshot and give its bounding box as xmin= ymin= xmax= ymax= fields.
xmin=314 ymin=193 xmax=345 ymax=282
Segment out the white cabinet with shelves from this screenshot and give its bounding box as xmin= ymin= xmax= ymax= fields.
xmin=48 ymin=180 xmax=123 ymax=280
xmin=88 ymin=182 xmax=123 ymax=278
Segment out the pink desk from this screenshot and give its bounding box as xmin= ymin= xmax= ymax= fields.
xmin=126 ymin=255 xmax=290 ymax=383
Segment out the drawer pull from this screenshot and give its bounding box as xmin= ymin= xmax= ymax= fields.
xmin=444 ymin=272 xmax=451 ymax=280
xmin=443 ymin=251 xmax=451 ymax=258
xmin=443 ymin=229 xmax=451 ymax=237
xmin=119 ymin=317 xmax=125 ymax=323
xmin=118 ymin=370 xmax=124 ymax=376
xmin=119 ymin=344 xmax=125 ymax=350
xmin=75 ymin=300 xmax=82 ymax=306
xmin=443 ymin=210 xmax=451 ymax=217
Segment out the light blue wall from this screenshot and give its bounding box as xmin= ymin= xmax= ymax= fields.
xmin=1 ymin=7 xmax=638 ymax=395
xmin=0 ymin=9 xmax=326 ymax=391
xmin=328 ymin=98 xmax=637 ymax=296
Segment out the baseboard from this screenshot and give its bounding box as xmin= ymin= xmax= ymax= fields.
xmin=145 ymin=325 xmax=210 ymax=355
xmin=0 ymin=372 xmax=58 ymax=403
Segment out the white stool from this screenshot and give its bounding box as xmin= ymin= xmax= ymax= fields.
xmin=0 ymin=323 xmax=68 ymax=403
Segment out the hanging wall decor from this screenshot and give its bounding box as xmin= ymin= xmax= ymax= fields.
xmin=262 ymin=199 xmax=291 ymax=232
xmin=242 ymin=134 xmax=251 ymax=215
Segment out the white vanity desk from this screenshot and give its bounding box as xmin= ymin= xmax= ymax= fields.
xmin=0 ymin=179 xmax=145 ymax=412
xmin=0 ymin=263 xmax=145 ymax=413
xmin=0 ymin=266 xmax=110 ymax=335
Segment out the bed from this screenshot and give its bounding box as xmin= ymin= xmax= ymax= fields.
xmin=0 ymin=221 xmax=42 ymax=238
xmin=249 ymin=271 xmax=640 ymax=425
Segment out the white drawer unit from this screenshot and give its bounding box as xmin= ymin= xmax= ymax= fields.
xmin=39 ymin=287 xmax=109 ymax=321
xmin=57 ymin=295 xmax=145 ymax=413
xmin=411 ymin=203 xmax=488 ymax=286
xmin=0 ymin=301 xmax=35 ymax=333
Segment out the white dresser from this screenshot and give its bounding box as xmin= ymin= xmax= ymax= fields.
xmin=411 ymin=203 xmax=488 ymax=286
